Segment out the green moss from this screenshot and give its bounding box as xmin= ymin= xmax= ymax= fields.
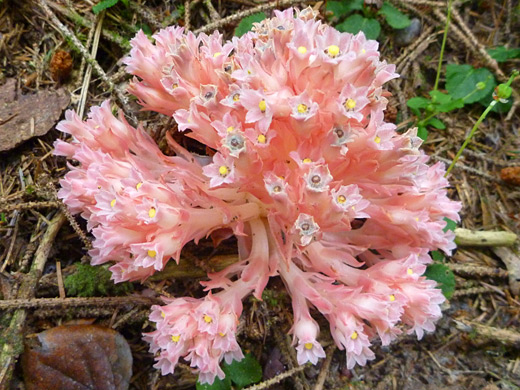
xmin=64 ymin=263 xmax=133 ymax=297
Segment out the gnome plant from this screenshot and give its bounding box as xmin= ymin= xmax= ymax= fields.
xmin=54 ymin=7 xmax=461 ymax=384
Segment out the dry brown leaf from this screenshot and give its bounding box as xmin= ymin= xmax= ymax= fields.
xmin=0 ymin=78 xmax=70 ymax=152
xmin=22 ymin=324 xmax=132 ymax=390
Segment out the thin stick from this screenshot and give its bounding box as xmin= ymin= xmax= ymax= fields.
xmin=78 ymin=11 xmax=105 ymax=119
xmin=194 ymin=0 xmax=305 ymax=34
xmin=0 ymin=296 xmax=161 ymax=311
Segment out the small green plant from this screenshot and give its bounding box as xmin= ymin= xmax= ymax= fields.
xmin=234 ymin=12 xmax=267 ymax=37
xmin=92 ymin=0 xmax=129 ymax=15
xmin=196 ymin=353 xmax=262 ymax=390
xmin=327 ymin=0 xmax=411 ymax=40
xmin=64 ymin=263 xmax=133 ymax=297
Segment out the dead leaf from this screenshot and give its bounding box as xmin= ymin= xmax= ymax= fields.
xmin=22 ymin=324 xmax=132 ymax=390
xmin=0 ymin=78 xmax=70 ymax=152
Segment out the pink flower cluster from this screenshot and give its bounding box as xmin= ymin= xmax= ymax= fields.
xmin=54 ymin=7 xmax=461 ymax=384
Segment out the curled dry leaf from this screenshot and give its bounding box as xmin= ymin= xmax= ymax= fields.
xmin=0 ymin=78 xmax=70 ymax=152
xmin=500 ymin=166 xmax=520 ymax=186
xmin=22 ymin=324 xmax=132 ymax=390
xmin=50 ymin=50 xmax=73 ymax=82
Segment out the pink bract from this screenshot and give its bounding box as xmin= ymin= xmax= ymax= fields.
xmin=54 ymin=7 xmax=461 ymax=384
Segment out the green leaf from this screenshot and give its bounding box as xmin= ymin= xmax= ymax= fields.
xmin=119 ymin=0 xmax=129 ymax=5
xmin=406 ymin=97 xmax=430 ymax=110
xmin=443 ymin=217 xmax=456 ymax=233
xmin=196 ymin=376 xmax=232 ymax=390
xmin=223 ymin=353 xmax=262 ymax=388
xmin=424 ymin=263 xmax=455 ymax=299
xmin=92 ymin=0 xmax=119 ymax=14
xmin=379 ymin=2 xmax=411 ymax=29
xmin=429 ymin=91 xmax=464 ymax=112
xmin=136 ymin=23 xmax=153 ymax=36
xmin=234 ymin=12 xmax=266 ymax=37
xmin=445 ymin=64 xmax=496 ymax=104
xmin=488 ymin=46 xmax=520 ymax=62
xmin=326 ymin=0 xmax=364 ymax=19
xmin=426 ymin=117 xmax=446 ymax=129
xmin=336 ymin=14 xmax=381 ymax=40
xmin=417 ymin=126 xmax=428 ymax=141
xmin=431 ymin=250 xmax=445 ymax=261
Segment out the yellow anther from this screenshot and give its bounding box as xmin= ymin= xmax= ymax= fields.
xmin=204 ymin=315 xmax=213 ymax=323
xmin=344 ymin=98 xmax=357 ymax=110
xmin=374 ymin=136 xmax=381 ymax=144
xmin=161 ymin=312 xmax=165 ymax=318
xmin=171 ymin=335 xmax=180 ymax=342
xmin=218 ymin=165 xmax=230 ymax=176
xmin=226 ymin=126 xmax=234 ymax=133
xmin=149 ymin=207 xmax=157 ymax=218
xmin=389 ymin=294 xmax=396 ymax=302
xmin=350 ymin=331 xmax=358 ymax=340
xmin=258 ymin=99 xmax=267 ymax=112
xmin=297 ymin=103 xmax=308 ymax=114
xmin=219 ymin=332 xmax=226 ymax=337
xmin=415 ymin=217 xmax=420 ymax=221
xmin=257 ymin=134 xmax=266 ymax=144
xmin=337 ymin=195 xmax=346 ymax=204
xmin=148 ymin=250 xmax=157 ymax=258
xmin=407 ymin=268 xmax=414 ymax=275
xmin=327 ymin=45 xmax=340 ymax=57
xmin=213 ymin=52 xmax=222 ymax=58
xmin=110 ymin=199 xmax=116 ymax=208
xmin=361 ymin=48 xmax=366 ymax=54
xmin=304 ymin=342 xmax=314 ymax=350
xmin=297 ymin=46 xmax=307 ymax=54
xmin=303 ymin=158 xmax=312 ymax=163
xmin=232 ymin=93 xmax=240 ymax=101
xmin=136 ymin=182 xmax=143 ymax=190
xmin=97 ymin=185 xmax=101 ymax=189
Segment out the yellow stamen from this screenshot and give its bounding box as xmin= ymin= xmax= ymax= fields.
xmin=149 ymin=207 xmax=157 ymax=218
xmin=327 ymin=45 xmax=340 ymax=57
xmin=415 ymin=217 xmax=419 ymax=221
xmin=302 ymin=158 xmax=312 ymax=163
xmin=213 ymin=52 xmax=222 ymax=58
xmin=219 ymin=332 xmax=226 ymax=337
xmin=204 ymin=315 xmax=213 ymax=323
xmin=389 ymin=294 xmax=396 ymax=302
xmin=297 ymin=103 xmax=308 ymax=114
xmin=97 ymin=185 xmax=101 ymax=189
xmin=232 ymin=93 xmax=240 ymax=101
xmin=297 ymin=46 xmax=307 ymax=54
xmin=337 ymin=195 xmax=346 ymax=204
xmin=361 ymin=48 xmax=366 ymax=54
xmin=148 ymin=250 xmax=157 ymax=258
xmin=171 ymin=335 xmax=180 ymax=342
xmin=350 ymin=331 xmax=358 ymax=340
xmin=258 ymin=99 xmax=267 ymax=112
xmin=345 ymin=98 xmax=356 ymax=110
xmin=226 ymin=126 xmax=234 ymax=133
xmin=304 ymin=342 xmax=314 ymax=350
xmin=374 ymin=136 xmax=381 ymax=144
xmin=407 ymin=268 xmax=413 ymax=275
xmin=136 ymin=182 xmax=143 ymax=190
xmin=110 ymin=199 xmax=116 ymax=208
xmin=161 ymin=312 xmax=165 ymax=318
xmin=218 ymin=165 xmax=230 ymax=176
xmin=257 ymin=134 xmax=266 ymax=144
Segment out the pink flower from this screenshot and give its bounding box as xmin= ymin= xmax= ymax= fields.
xmin=55 ymin=7 xmax=461 ymax=384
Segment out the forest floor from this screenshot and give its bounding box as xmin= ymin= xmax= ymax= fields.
xmin=1 ymin=0 xmax=520 ymax=389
